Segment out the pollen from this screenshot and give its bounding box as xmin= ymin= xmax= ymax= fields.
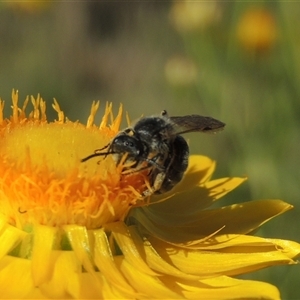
xmin=0 ymin=90 xmax=147 ymax=230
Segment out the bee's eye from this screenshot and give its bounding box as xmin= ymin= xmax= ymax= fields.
xmin=124 ymin=141 xmax=134 ymax=147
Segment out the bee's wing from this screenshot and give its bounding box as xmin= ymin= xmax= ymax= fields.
xmin=170 ymin=115 xmax=225 ymax=134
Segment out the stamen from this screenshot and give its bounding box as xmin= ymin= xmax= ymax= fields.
xmin=11 ymin=89 xmax=19 ymax=123
xmin=111 ymin=104 xmax=123 ymax=132
xmin=100 ymin=102 xmax=112 ymax=129
xmin=52 ymin=99 xmax=64 ymax=123
xmin=86 ymin=101 xmax=100 ymax=128
xmin=0 ymin=99 xmax=4 ymax=124
xmin=17 ymin=96 xmax=29 ymax=123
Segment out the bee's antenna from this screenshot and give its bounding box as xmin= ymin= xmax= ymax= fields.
xmin=81 ymin=143 xmax=112 ymax=162
xmin=80 ymin=152 xmax=109 ymax=162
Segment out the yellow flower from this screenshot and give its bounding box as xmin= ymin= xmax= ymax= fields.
xmin=6 ymin=0 xmax=52 ymax=14
xmin=236 ymin=7 xmax=278 ymax=54
xmin=164 ymin=55 xmax=198 ymax=87
xmin=170 ymin=1 xmax=221 ymax=32
xmin=0 ymin=90 xmax=299 ymax=299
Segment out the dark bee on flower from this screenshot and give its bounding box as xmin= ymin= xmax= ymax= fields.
xmin=81 ymin=110 xmax=225 ymax=196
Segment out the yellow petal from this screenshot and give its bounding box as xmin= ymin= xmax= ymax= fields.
xmin=133 ymin=199 xmax=292 ymax=243
xmin=0 ymin=220 xmax=27 ymax=259
xmin=63 ymin=225 xmax=95 ymax=274
xmin=93 ymin=228 xmax=137 ymax=298
xmin=105 ymin=222 xmax=158 ymax=276
xmin=144 ymin=176 xmax=246 ymax=221
xmin=23 ymin=288 xmax=48 ymax=299
xmin=31 ymin=224 xmax=57 ymax=285
xmin=0 ymin=256 xmax=34 ymax=298
xmin=179 ymin=234 xmax=300 ymax=253
xmin=266 ymin=238 xmax=300 ymax=259
xmin=128 ymin=225 xmax=200 ymax=280
xmin=190 ymin=199 xmax=293 ymax=236
xmin=180 ymin=276 xmax=280 ymax=300
xmin=38 ymin=251 xmax=92 ymax=298
xmin=202 ymin=176 xmax=248 ymax=201
xmin=118 ymin=256 xmax=182 ymax=299
xmin=149 ymin=237 xmax=297 ymax=277
xmin=174 ymin=155 xmax=216 ymax=190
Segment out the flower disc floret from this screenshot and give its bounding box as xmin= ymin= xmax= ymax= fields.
xmin=0 ymin=91 xmax=146 ymax=229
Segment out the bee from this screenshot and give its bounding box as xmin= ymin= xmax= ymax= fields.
xmin=81 ymin=110 xmax=225 ymax=196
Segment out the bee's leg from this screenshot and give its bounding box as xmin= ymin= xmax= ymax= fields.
xmin=121 ymin=163 xmax=152 ymax=175
xmin=122 ymin=154 xmax=166 ymax=177
xmin=152 ymin=172 xmax=166 ymax=192
xmin=141 ymin=171 xmax=166 ymax=197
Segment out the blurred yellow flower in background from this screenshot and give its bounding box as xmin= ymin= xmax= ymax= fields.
xmin=164 ymin=55 xmax=198 ymax=86
xmin=169 ymin=1 xmax=221 ymax=32
xmin=6 ymin=0 xmax=52 ymax=14
xmin=236 ymin=7 xmax=278 ymax=54
xmin=0 ymin=90 xmax=299 ymax=299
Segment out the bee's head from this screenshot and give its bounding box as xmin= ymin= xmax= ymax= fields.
xmin=111 ymin=133 xmax=144 ymax=157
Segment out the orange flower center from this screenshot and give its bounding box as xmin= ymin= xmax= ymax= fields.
xmin=0 ymin=91 xmax=147 ymax=229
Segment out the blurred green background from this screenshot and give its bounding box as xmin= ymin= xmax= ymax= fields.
xmin=0 ymin=2 xmax=299 ymax=299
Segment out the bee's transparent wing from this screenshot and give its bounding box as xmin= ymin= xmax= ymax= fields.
xmin=170 ymin=115 xmax=225 ymax=134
